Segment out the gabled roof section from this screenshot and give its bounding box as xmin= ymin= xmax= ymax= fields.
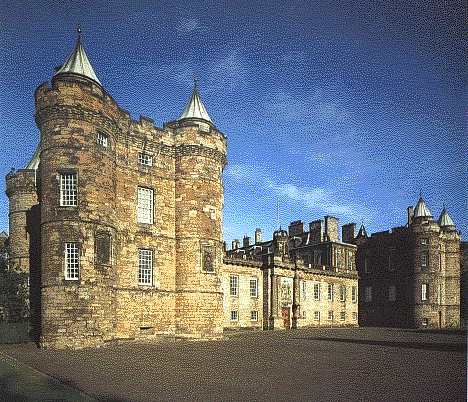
xmin=413 ymin=196 xmax=432 ymax=218
xmin=179 ymin=81 xmax=212 ymax=122
xmin=438 ymin=207 xmax=455 ymax=227
xmin=54 ymin=28 xmax=101 ymax=86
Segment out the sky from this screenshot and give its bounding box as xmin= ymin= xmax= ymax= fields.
xmin=0 ymin=0 xmax=466 ymax=244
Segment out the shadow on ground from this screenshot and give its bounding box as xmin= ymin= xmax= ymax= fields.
xmin=290 ymin=336 xmax=467 ymax=352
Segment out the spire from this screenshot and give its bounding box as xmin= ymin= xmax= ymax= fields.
xmin=54 ymin=26 xmax=102 ymax=86
xmin=438 ymin=206 xmax=455 ymax=228
xmin=357 ymin=223 xmax=368 ymax=238
xmin=413 ymin=195 xmax=432 ymax=218
xmin=25 ymin=144 xmax=40 ymax=171
xmin=179 ymin=79 xmax=212 ymax=122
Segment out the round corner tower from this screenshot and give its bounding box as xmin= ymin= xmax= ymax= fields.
xmin=34 ymin=33 xmax=124 ymax=348
xmin=166 ymin=84 xmax=227 ymax=338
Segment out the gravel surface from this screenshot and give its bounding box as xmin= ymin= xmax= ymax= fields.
xmin=0 ymin=327 xmax=466 ymax=402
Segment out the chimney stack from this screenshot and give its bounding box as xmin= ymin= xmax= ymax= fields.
xmin=342 ymin=223 xmax=356 ymax=243
xmin=255 ymin=228 xmax=262 ymax=244
xmin=407 ymin=206 xmax=414 ymax=226
xmin=243 ymin=235 xmax=250 ymax=248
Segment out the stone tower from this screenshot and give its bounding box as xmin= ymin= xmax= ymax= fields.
xmin=5 ymin=156 xmax=40 ymax=322
xmin=410 ymin=197 xmax=460 ymax=328
xmin=25 ymin=30 xmax=227 ymax=347
xmin=166 ymin=81 xmax=227 ymax=338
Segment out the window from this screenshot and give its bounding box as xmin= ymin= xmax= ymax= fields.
xmin=421 ymin=283 xmax=428 ymax=301
xmin=340 ymin=285 xmax=346 ymax=302
xmin=250 ymin=310 xmax=258 ymax=321
xmin=352 ymin=312 xmax=357 ymax=321
xmin=65 ymin=242 xmax=79 ymax=280
xmin=422 ymin=318 xmax=428 ymax=327
xmin=201 ymin=246 xmax=215 ymax=272
xmin=421 ymin=252 xmax=428 ymax=270
xmin=230 ymin=310 xmax=238 ymax=321
xmin=328 ymin=311 xmax=334 ymax=321
xmin=60 ymin=173 xmax=77 ymax=206
xmin=250 ymin=278 xmax=258 ymax=298
xmin=327 ymin=283 xmax=334 ymax=301
xmin=340 ymin=311 xmax=346 ymax=321
xmin=388 ymin=285 xmax=396 ymax=302
xmin=364 ymin=256 xmax=369 ymax=273
xmin=301 ymin=281 xmax=307 ymax=300
xmin=388 ymin=252 xmax=395 ymax=271
xmin=138 ymin=249 xmax=153 ymax=285
xmin=97 ymin=132 xmax=108 ymax=147
xmin=314 ymin=311 xmax=320 ymax=321
xmin=365 ymin=286 xmax=372 ymax=302
xmin=347 ymin=251 xmax=353 ymax=271
xmin=229 ymin=275 xmax=238 ymax=296
xmin=438 ymin=284 xmax=442 ymax=305
xmin=351 ymin=286 xmax=357 ymax=303
xmin=421 ymin=238 xmax=428 ymax=245
xmin=138 ymin=152 xmax=153 ymax=167
xmin=137 ymin=187 xmax=154 ymax=224
xmin=313 ymin=283 xmax=321 ymax=300
xmin=95 ymin=232 xmax=111 ymax=265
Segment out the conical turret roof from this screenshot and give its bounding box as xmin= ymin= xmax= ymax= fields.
xmin=357 ymin=224 xmax=368 ymax=238
xmin=179 ymin=81 xmax=212 ymax=122
xmin=413 ymin=196 xmax=432 ymax=218
xmin=55 ymin=28 xmax=101 ymax=86
xmin=438 ymin=207 xmax=455 ymax=228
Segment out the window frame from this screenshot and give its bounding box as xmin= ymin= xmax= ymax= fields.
xmin=59 ymin=172 xmax=78 ymax=207
xmin=365 ymin=286 xmax=372 ymax=302
xmin=340 ymin=285 xmax=347 ymax=302
xmin=327 ymin=283 xmax=334 ymax=301
xmin=314 ymin=311 xmax=320 ymax=321
xmin=137 ymin=186 xmax=154 ymax=224
xmin=138 ymin=248 xmax=153 ymax=286
xmin=351 ymin=286 xmax=357 ymax=303
xmin=328 ymin=311 xmax=334 ymax=321
xmin=340 ymin=311 xmax=346 ymax=321
xmin=229 ymin=275 xmax=239 ymax=297
xmin=421 ymin=252 xmax=428 ymax=271
xmin=138 ymin=152 xmax=153 ymax=167
xmin=249 ymin=277 xmax=258 ymax=298
xmin=97 ymin=131 xmax=109 ymax=148
xmin=64 ymin=242 xmax=79 ymax=280
xmin=421 ymin=283 xmax=428 ymax=302
xmin=230 ymin=310 xmax=238 ymax=321
xmin=250 ymin=310 xmax=258 ymax=321
xmin=313 ymin=283 xmax=321 ymax=301
xmin=388 ymin=285 xmax=396 ymax=302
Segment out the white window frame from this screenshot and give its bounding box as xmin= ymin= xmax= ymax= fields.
xmin=301 ymin=281 xmax=307 ymax=301
xmin=340 ymin=285 xmax=346 ymax=302
xmin=64 ymin=242 xmax=79 ymax=280
xmin=138 ymin=249 xmax=153 ymax=286
xmin=327 ymin=283 xmax=334 ymax=301
xmin=97 ymin=132 xmax=109 ymax=147
xmin=352 ymin=312 xmax=357 ymax=321
xmin=250 ymin=310 xmax=258 ymax=321
xmin=230 ymin=310 xmax=238 ymax=321
xmin=351 ymin=286 xmax=357 ymax=303
xmin=138 ymin=152 xmax=153 ymax=167
xmin=340 ymin=311 xmax=346 ymax=321
xmin=229 ymin=275 xmax=238 ymax=297
xmin=421 ymin=283 xmax=428 ymax=301
xmin=365 ymin=286 xmax=372 ymax=302
xmin=60 ymin=173 xmax=77 ymax=207
xmin=137 ymin=187 xmax=154 ymax=224
xmin=328 ymin=311 xmax=334 ymax=321
xmin=314 ymin=311 xmax=320 ymax=321
xmin=313 ymin=283 xmax=321 ymax=301
xmin=249 ymin=278 xmax=258 ymax=298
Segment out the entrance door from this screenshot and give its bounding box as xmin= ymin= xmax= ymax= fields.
xmin=282 ymin=306 xmax=291 ymax=329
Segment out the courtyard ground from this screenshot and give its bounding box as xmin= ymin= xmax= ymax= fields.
xmin=0 ymin=327 xmax=466 ymax=402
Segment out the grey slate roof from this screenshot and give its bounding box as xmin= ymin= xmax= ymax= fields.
xmin=179 ymin=84 xmax=212 ymax=122
xmin=55 ymin=34 xmax=101 ymax=85
xmin=438 ymin=207 xmax=455 ymax=227
xmin=25 ymin=144 xmax=40 ymax=170
xmin=413 ymin=197 xmax=432 ymax=218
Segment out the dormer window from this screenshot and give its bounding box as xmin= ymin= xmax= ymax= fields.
xmin=97 ymin=132 xmax=108 ymax=148
xmin=138 ymin=152 xmax=153 ymax=167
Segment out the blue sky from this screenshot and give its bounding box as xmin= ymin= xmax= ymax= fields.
xmin=0 ymin=0 xmax=465 ymax=243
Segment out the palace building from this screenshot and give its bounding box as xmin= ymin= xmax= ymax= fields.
xmin=3 ymin=32 xmax=462 ymax=348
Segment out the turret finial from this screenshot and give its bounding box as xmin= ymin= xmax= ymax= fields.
xmin=77 ymin=24 xmax=82 ymax=40
xmin=193 ymin=73 xmax=199 ymax=90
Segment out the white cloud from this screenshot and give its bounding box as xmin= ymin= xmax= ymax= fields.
xmin=205 ymin=50 xmax=248 ymax=92
xmin=175 ymin=17 xmax=201 ymax=34
xmin=226 ymin=163 xmax=373 ymax=221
